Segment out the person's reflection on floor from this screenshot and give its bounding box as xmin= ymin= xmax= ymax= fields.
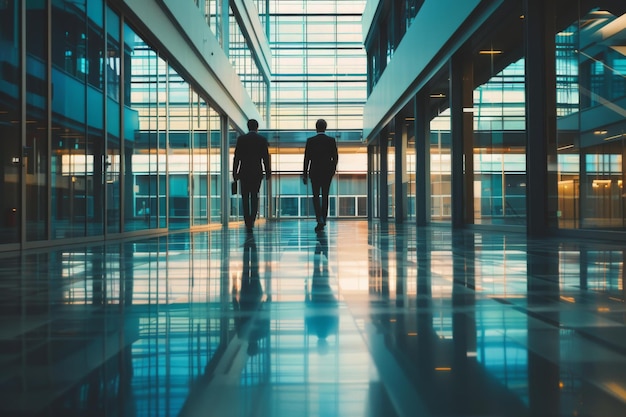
xmin=305 ymin=231 xmax=338 ymax=354
xmin=233 ymin=234 xmax=267 ymax=356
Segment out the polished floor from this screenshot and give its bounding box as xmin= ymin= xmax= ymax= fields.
xmin=1 ymin=219 xmax=625 ymax=417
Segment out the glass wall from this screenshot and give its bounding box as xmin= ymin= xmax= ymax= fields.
xmin=0 ymin=0 xmax=21 ymax=244
xmin=25 ymin=1 xmax=49 ymax=242
xmin=123 ymin=23 xmax=162 ymax=232
xmin=430 ymin=111 xmax=451 ymax=222
xmin=229 ymin=5 xmax=268 ymax=121
xmin=0 ymin=1 xmax=229 ymax=249
xmin=266 ymin=152 xmax=367 ymax=219
xmin=473 ymin=59 xmax=527 ymax=226
xmin=209 ymin=109 xmax=222 ymax=223
xmin=106 ymin=5 xmax=122 ymax=234
xmin=557 ymin=5 xmax=626 ymax=231
xmin=269 ymin=0 xmax=367 ymax=130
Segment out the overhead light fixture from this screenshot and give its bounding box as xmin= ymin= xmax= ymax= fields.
xmin=430 ymin=93 xmax=446 ymax=98
xmin=557 ymin=144 xmax=574 ymax=151
xmin=479 ymin=49 xmax=503 ymax=55
xmin=594 ymin=130 xmax=608 ymax=135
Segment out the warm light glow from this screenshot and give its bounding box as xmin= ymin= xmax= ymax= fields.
xmin=479 ymin=49 xmax=503 ymax=55
xmin=560 ymin=296 xmax=575 ymax=303
xmin=435 ymin=367 xmax=452 ymax=371
xmin=604 ymin=382 xmax=626 ymax=402
xmin=597 ymin=307 xmax=610 ymax=312
xmin=594 ymin=130 xmax=608 ymax=135
xmin=408 ymin=332 xmax=417 ymax=336
xmin=430 ymin=93 xmax=446 ymax=98
xmin=557 ymin=144 xmax=574 ymax=151
xmin=592 ymin=179 xmax=611 ymax=188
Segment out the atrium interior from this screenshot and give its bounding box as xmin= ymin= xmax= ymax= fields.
xmin=1 ymin=1 xmax=626 ymax=416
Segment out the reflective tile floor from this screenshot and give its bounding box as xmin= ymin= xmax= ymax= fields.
xmin=1 ymin=220 xmax=626 ymax=417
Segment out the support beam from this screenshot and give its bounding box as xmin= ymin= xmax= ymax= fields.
xmin=414 ymin=92 xmax=430 ymax=227
xmin=449 ymin=52 xmax=474 ymax=228
xmin=524 ymin=0 xmax=557 ymax=236
xmin=395 ymin=116 xmax=408 ymax=223
xmin=379 ymin=132 xmax=389 ymax=222
xmin=221 ymin=115 xmax=230 ymax=226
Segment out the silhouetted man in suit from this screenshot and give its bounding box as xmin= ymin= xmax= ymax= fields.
xmin=233 ymin=119 xmax=271 ymax=232
xmin=302 ymin=119 xmax=338 ymax=232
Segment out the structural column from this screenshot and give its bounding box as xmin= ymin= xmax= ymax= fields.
xmin=524 ymin=0 xmax=557 ymax=236
xmin=367 ymin=145 xmax=375 ymax=221
xmin=221 ymin=115 xmax=230 ymax=226
xmin=394 ymin=116 xmax=408 ymax=223
xmin=449 ymin=52 xmax=474 ymax=228
xmin=414 ymin=92 xmax=430 ymax=227
xmin=379 ymin=131 xmax=389 ymax=222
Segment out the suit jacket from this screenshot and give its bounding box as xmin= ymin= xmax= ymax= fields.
xmin=303 ymin=133 xmax=338 ymax=181
xmin=233 ymin=131 xmax=271 ymax=183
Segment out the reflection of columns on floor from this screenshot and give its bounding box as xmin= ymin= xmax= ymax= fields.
xmin=92 ymin=246 xmax=105 ymax=305
xmin=379 ymin=222 xmax=390 ymax=297
xmin=415 ymin=228 xmax=436 ymax=405
xmin=451 ymin=230 xmax=477 ymax=407
xmin=394 ymin=228 xmax=406 ymax=308
xmin=414 ymin=91 xmax=431 ymax=227
xmin=449 ymin=51 xmax=474 ymax=228
xmin=622 ymin=249 xmax=626 ymax=302
xmin=526 ymin=238 xmax=560 ymax=416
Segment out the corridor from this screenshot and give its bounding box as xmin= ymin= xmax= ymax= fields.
xmin=1 ymin=220 xmax=625 ymax=416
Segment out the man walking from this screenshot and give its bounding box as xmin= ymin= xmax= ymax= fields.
xmin=303 ymin=119 xmax=338 ymax=232
xmin=233 ymin=119 xmax=271 ymax=232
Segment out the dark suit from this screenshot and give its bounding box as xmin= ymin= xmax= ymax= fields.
xmin=233 ymin=131 xmax=271 ymax=229
xmin=303 ymin=133 xmax=338 ymax=224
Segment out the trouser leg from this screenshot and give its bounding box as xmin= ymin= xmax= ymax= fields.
xmin=241 ymin=179 xmax=262 ymax=227
xmin=320 ymin=180 xmax=331 ymax=222
xmin=311 ymin=180 xmax=323 ymax=222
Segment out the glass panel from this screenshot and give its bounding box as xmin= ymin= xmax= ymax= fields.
xmin=473 ymin=60 xmax=527 ymax=226
xmin=209 ymin=108 xmax=221 ymax=223
xmin=0 ymin=0 xmax=21 ymax=243
xmin=158 ymin=57 xmax=168 ymax=228
xmin=51 ymin=0 xmax=88 ymax=239
xmin=193 ymin=94 xmax=209 ymax=226
xmin=407 ymin=121 xmax=416 ymax=220
xmin=557 ymin=5 xmax=626 ymax=231
xmin=123 ymin=23 xmax=160 ymax=231
xmin=168 ymin=69 xmax=191 ymax=229
xmin=269 ymin=1 xmax=367 ymax=130
xmin=431 ymin=115 xmax=451 ymax=222
xmin=106 ymin=6 xmax=121 ymax=233
xmin=86 ymin=0 xmax=105 ymax=236
xmin=387 ymin=136 xmax=395 ymax=218
xmin=25 ymin=0 xmax=48 ymax=241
